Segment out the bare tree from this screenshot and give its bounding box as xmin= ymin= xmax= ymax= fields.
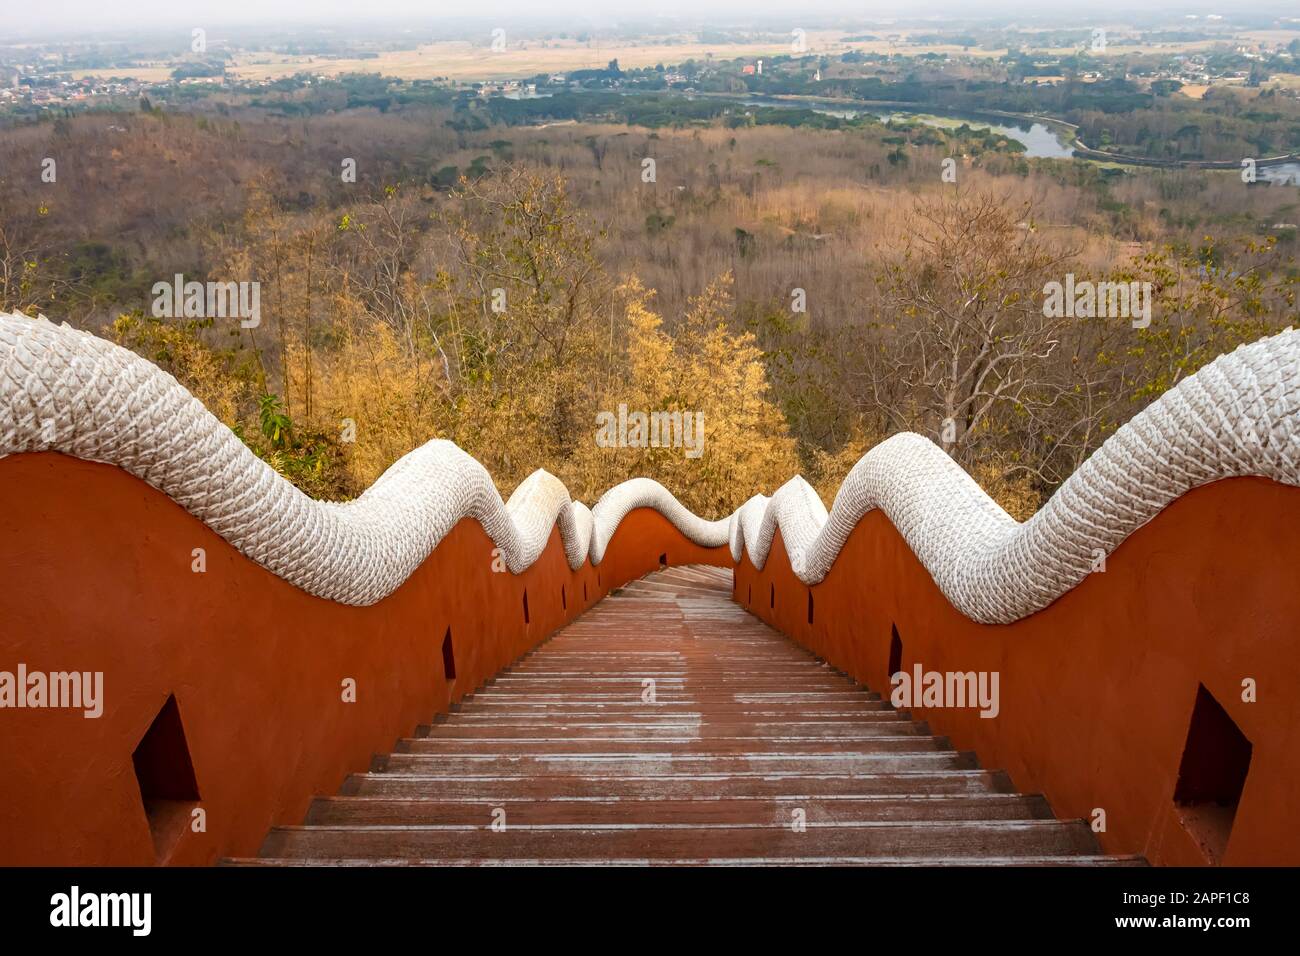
xmin=864 ymin=189 xmax=1081 ymax=467
xmin=0 ymin=197 xmax=79 ymax=317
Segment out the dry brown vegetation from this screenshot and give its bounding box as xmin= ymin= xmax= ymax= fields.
xmin=1 ymin=106 xmax=1296 ymax=517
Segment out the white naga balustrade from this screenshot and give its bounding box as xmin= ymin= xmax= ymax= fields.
xmin=2 ymin=311 xmax=1298 ymax=623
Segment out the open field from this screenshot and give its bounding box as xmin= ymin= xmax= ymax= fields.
xmin=62 ymin=26 xmax=1287 ymax=86
xmin=230 ymin=38 xmax=808 ymax=82
xmin=72 ymin=33 xmax=997 ymax=84
xmin=69 ymin=65 xmax=174 ymax=82
xmin=1267 ymin=73 xmax=1300 ymax=91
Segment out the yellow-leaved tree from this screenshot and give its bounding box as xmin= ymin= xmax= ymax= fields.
xmin=570 ymin=274 xmax=800 ymax=517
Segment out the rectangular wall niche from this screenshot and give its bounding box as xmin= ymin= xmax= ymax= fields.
xmin=441 ymin=627 xmax=457 ymax=682
xmin=1173 ymin=684 xmax=1253 ymax=864
xmin=132 ymin=694 xmax=201 ymax=863
xmin=888 ymin=624 xmax=903 ymax=681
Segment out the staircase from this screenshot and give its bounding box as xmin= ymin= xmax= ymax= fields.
xmin=231 ymin=566 xmax=1142 ymax=866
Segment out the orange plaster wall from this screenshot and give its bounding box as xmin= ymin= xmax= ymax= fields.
xmin=0 ymin=452 xmax=729 ymax=866
xmin=734 ymin=477 xmax=1300 ymax=866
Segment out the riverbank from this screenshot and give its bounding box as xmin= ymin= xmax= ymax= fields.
xmin=680 ymin=90 xmax=1300 ymax=172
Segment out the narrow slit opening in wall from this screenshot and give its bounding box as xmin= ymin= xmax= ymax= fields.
xmin=561 ymin=585 xmax=567 ymax=610
xmin=441 ymin=627 xmax=456 ymax=681
xmin=1173 ymin=684 xmax=1252 ymax=863
xmin=807 ymin=591 xmax=814 ymax=624
xmin=523 ymin=590 xmax=530 ymax=624
xmin=748 ymin=585 xmax=752 ymax=605
xmin=888 ymin=624 xmax=902 ymax=682
xmin=583 ymin=582 xmax=588 ymax=602
xmin=659 ymin=553 xmax=668 ymax=568
xmin=132 ymin=694 xmax=201 ymax=863
xmin=770 ymin=583 xmax=775 ymax=609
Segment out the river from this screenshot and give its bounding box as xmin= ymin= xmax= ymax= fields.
xmin=534 ymin=88 xmax=1295 ymax=170
xmin=867 ymin=109 xmax=1076 ymax=159
xmin=721 ymin=95 xmax=1077 ymax=159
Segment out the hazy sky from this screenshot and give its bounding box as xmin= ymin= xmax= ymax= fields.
xmin=7 ymin=1 xmax=1298 ymax=38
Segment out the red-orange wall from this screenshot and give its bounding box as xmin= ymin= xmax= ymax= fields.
xmin=734 ymin=477 xmax=1300 ymax=866
xmin=0 ymin=452 xmax=728 ymax=866
xmin=6 ymin=452 xmax=1296 ymax=867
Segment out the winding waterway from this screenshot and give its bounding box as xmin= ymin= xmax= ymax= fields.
xmin=719 ymin=94 xmax=1077 ymax=158
xmin=554 ymin=87 xmax=1299 ymax=173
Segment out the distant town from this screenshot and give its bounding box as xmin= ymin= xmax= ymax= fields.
xmin=4 ymin=17 xmax=1300 ymax=118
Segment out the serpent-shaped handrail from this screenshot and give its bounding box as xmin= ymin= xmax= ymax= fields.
xmin=3 ymin=311 xmax=1297 ymax=622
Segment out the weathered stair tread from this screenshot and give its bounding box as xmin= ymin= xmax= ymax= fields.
xmin=376 ymin=752 xmax=979 ymax=775
xmin=393 ymin=736 xmax=949 ymax=755
xmin=260 ymin=819 xmax=1100 ymax=859
xmin=461 ymin=692 xmax=882 ymax=701
xmin=339 ymin=770 xmax=1018 ymax=799
xmin=417 ymin=720 xmax=922 ymax=739
xmin=228 ymin=855 xmax=1146 ymax=867
xmin=441 ymin=707 xmax=902 ymax=720
xmin=239 ymin=565 xmax=1138 ymax=867
xmin=451 ymin=701 xmax=896 ymax=715
xmin=304 ymin=793 xmax=1056 ymax=825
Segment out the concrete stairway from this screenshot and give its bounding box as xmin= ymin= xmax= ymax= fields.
xmin=230 ymin=566 xmax=1143 ymax=865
